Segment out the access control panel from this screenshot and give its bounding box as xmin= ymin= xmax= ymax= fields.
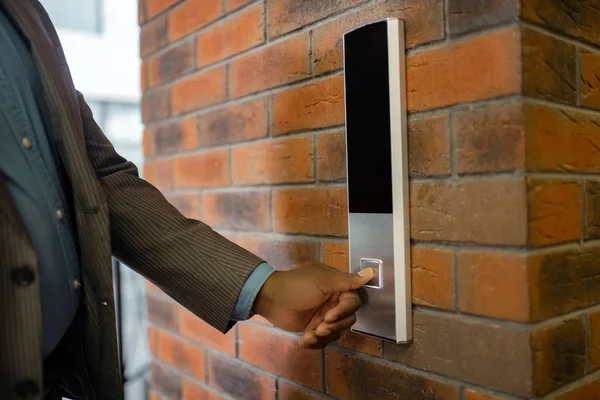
xmin=343 ymin=18 xmax=411 ymax=343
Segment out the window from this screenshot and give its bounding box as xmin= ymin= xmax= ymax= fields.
xmin=39 ymin=0 xmax=104 ymax=34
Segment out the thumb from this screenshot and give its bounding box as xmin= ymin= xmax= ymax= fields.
xmin=334 ymin=268 xmax=375 ymax=291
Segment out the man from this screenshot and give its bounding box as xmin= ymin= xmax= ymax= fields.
xmin=0 ymin=1 xmax=375 ymax=399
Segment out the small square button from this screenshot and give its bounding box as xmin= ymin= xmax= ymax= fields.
xmin=360 ymin=258 xmax=382 ymax=288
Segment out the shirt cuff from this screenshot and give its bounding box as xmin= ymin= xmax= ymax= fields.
xmin=231 ymin=262 xmax=276 ymax=321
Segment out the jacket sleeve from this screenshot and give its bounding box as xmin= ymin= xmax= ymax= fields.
xmin=76 ymin=91 xmax=263 ymax=333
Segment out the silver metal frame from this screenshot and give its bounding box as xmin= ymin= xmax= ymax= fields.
xmin=343 ymin=18 xmax=411 ymax=343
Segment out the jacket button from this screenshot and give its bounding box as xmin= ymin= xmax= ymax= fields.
xmin=11 ymin=266 xmax=35 ymax=286
xmin=14 ymin=380 xmax=39 ymax=399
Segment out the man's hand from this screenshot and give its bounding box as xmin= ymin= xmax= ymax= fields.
xmin=253 ymin=262 xmax=374 ymax=349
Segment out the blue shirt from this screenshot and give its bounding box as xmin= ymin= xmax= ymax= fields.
xmin=0 ymin=7 xmax=274 ymax=356
xmin=0 ymin=8 xmax=81 ymax=356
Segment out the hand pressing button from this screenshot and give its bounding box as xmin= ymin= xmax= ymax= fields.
xmin=360 ymin=258 xmax=382 ymax=288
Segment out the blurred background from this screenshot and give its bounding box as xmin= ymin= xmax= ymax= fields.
xmin=38 ymin=1 xmax=150 ymax=398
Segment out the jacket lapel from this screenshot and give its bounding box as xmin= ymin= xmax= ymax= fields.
xmin=2 ymin=0 xmax=103 ymax=212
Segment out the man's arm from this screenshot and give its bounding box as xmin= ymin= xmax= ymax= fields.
xmin=76 ymin=91 xmax=263 ymax=332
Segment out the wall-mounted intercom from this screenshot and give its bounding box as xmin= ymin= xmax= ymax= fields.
xmin=344 ymin=18 xmax=411 ymax=343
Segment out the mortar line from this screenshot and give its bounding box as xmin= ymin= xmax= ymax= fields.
xmin=576 ymin=45 xmax=582 ymax=106
xmin=525 ymin=96 xmax=600 ymax=116
xmin=153 ymin=357 xmax=236 ymax=400
xmin=521 ymin=20 xmax=600 ymax=53
xmin=335 ymin=347 xmax=528 ymax=400
xmin=585 ymin=313 xmax=591 ymax=374
xmin=449 ymin=108 xmax=457 ymax=178
xmin=582 ymin=179 xmax=587 ymax=242
xmin=539 ymin=368 xmax=600 ymax=399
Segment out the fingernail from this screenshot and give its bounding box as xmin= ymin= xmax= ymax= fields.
xmin=358 ymin=268 xmax=372 ymax=277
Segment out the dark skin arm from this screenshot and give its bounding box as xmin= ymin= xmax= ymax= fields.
xmin=254 ymin=262 xmax=375 ymax=349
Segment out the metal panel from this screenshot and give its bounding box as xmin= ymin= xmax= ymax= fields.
xmin=344 ymin=18 xmax=411 ymax=343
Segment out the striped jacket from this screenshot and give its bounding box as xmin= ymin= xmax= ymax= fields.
xmin=0 ymin=1 xmax=263 ymax=399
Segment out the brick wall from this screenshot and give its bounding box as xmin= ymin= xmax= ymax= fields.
xmin=138 ymin=0 xmax=600 ymax=399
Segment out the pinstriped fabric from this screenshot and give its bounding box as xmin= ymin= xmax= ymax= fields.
xmin=0 ymin=183 xmax=43 ymax=400
xmin=0 ymin=1 xmax=264 ymax=399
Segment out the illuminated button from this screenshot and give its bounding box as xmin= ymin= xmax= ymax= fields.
xmin=22 ymin=137 xmax=31 ymax=148
xmin=56 ymin=209 xmax=64 ymax=220
xmin=360 ymin=258 xmax=383 ymax=288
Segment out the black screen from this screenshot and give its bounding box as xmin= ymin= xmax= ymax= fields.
xmin=344 ymin=22 xmax=393 ymax=214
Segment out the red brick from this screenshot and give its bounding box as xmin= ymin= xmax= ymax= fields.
xmin=232 ymin=136 xmax=314 ymax=185
xmin=327 ymin=349 xmax=460 ymax=400
xmin=239 ymin=324 xmax=322 ymax=390
xmin=197 ymin=3 xmax=264 ymax=67
xmin=143 ymin=128 xmax=154 ymax=157
xmin=587 ymin=180 xmax=600 ymax=239
xmin=455 ymin=103 xmax=525 ymax=174
xmin=148 ymin=326 xmax=159 ymax=355
xmin=227 ymin=0 xmax=253 ymax=11
xmin=521 ymin=0 xmax=600 ymax=45
xmin=464 ymin=389 xmax=510 ymax=400
xmin=139 ymin=0 xmax=147 ymax=26
xmin=235 ymin=235 xmax=319 ymax=270
xmin=268 ymin=0 xmax=367 ymax=38
xmin=157 ymin=330 xmax=206 ymax=380
xmin=146 ymin=280 xmax=161 ymax=292
xmin=385 ymin=311 xmax=532 ymax=396
xmin=273 ymin=187 xmax=348 ymax=236
xmin=522 ymin=28 xmax=576 ymax=104
xmin=407 ymin=27 xmax=521 ymax=111
xmin=148 ymin=390 xmax=162 ymax=400
xmin=148 ymin=40 xmax=194 ymax=87
xmin=173 ymin=149 xmax=229 ymax=188
xmin=412 ymin=247 xmax=455 ymax=310
xmin=140 ymin=14 xmax=168 ymax=57
xmin=150 ymin=362 xmax=181 ymax=399
xmin=532 ymin=317 xmax=586 ymax=396
xmin=408 ymin=113 xmax=450 ymax=177
xmin=555 ymin=378 xmax=600 ymax=400
xmin=278 ymin=381 xmax=324 ymax=400
xmin=321 ymin=241 xmax=348 ymax=272
xmin=166 ymin=193 xmax=200 ymax=219
xmin=590 ymin=311 xmax=600 ymax=370
xmin=142 ymin=87 xmax=171 ymax=124
xmin=312 ymin=0 xmax=444 ymax=74
xmin=169 ymin=0 xmax=223 ymax=42
xmin=230 ymin=33 xmax=310 ymax=98
xmin=459 ymin=252 xmax=529 ymax=321
xmin=410 ymin=180 xmax=527 ymax=245
xmin=581 ymin=49 xmax=600 ymax=110
xmin=336 ymin=330 xmax=382 ymax=357
xmin=141 ymin=59 xmax=149 ymax=92
xmin=182 ymin=379 xmax=224 ymax=400
xmin=143 ymin=158 xmax=173 ymax=190
xmin=147 ymin=0 xmax=180 ymax=19
xmin=147 ymin=293 xmax=178 ymax=331
xmin=179 ymin=307 xmax=235 ymax=355
xmin=207 ymin=352 xmax=276 ymax=399
xmin=203 ymin=191 xmax=271 ymax=231
xmin=271 ymin=75 xmax=344 ymax=135
xmin=317 ymin=131 xmax=346 ymax=182
xmin=529 ymin=243 xmax=600 ymax=320
xmin=449 ymin=0 xmax=518 ymax=36
xmin=172 ymin=66 xmax=227 ymax=115
xmin=526 ymin=104 xmax=600 ymax=173
xmin=528 ymin=179 xmax=582 ymax=246
xmin=150 ymin=116 xmax=198 ymax=155
xmin=198 ymin=97 xmax=267 ymax=146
